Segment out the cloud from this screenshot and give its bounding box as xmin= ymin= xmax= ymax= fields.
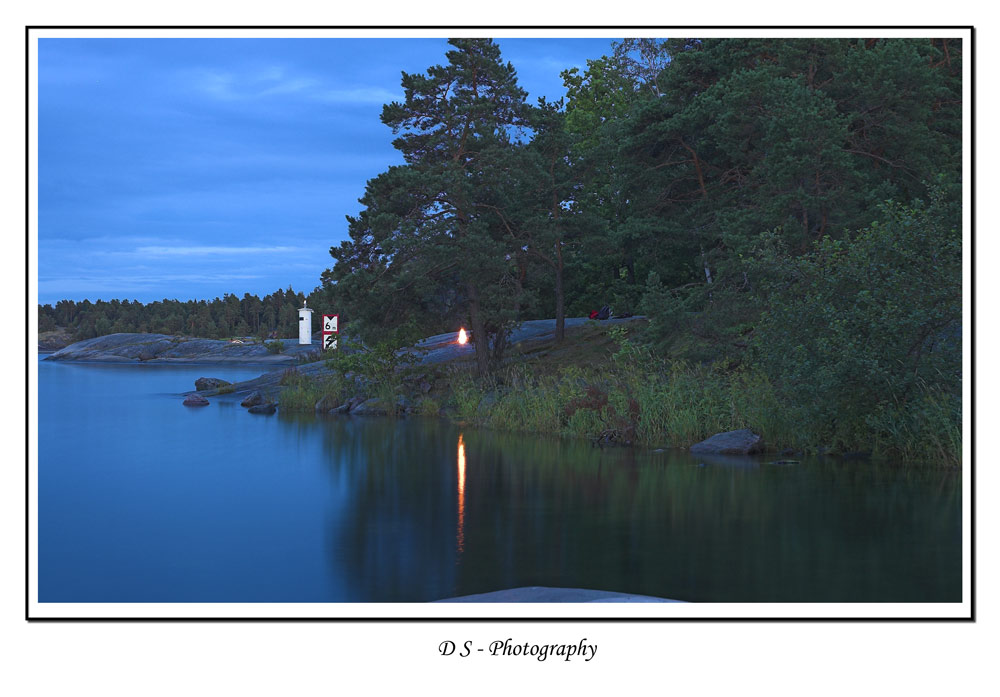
xmin=134 ymin=245 xmax=306 ymax=257
xmin=190 ymin=65 xmax=399 ymax=105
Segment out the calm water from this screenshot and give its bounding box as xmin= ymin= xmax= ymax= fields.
xmin=38 ymin=358 xmax=962 ymax=602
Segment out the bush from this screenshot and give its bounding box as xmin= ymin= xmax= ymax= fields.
xmin=749 ymin=191 xmax=961 ymax=459
xmin=266 ymin=339 xmax=284 ymax=354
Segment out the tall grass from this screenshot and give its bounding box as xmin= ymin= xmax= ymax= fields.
xmin=277 ymin=368 xmax=348 ymax=412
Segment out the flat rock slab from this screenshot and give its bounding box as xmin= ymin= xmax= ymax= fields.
xmin=404 ymin=316 xmax=645 ymax=365
xmin=434 ymin=586 xmax=682 ymax=603
xmin=47 ymin=333 xmax=321 ymax=364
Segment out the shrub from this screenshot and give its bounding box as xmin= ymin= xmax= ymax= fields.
xmin=749 ymin=191 xmax=961 ymax=458
xmin=266 ymin=339 xmax=284 ymax=354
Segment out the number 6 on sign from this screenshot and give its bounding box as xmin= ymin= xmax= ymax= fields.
xmin=323 ymin=314 xmax=339 ymax=333
xmin=323 ymin=334 xmax=337 ymax=351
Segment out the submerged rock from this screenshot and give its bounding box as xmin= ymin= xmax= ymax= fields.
xmin=689 ymin=429 xmax=764 ymax=455
xmin=248 ymin=403 xmax=277 ymax=415
xmin=182 ymin=394 xmax=210 ymax=407
xmin=195 ymin=377 xmax=232 ymax=391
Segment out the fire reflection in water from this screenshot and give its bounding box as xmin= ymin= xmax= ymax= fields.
xmin=456 ymin=433 xmax=466 ymax=557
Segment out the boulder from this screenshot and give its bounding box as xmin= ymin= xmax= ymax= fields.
xmin=240 ymin=391 xmax=265 ymax=407
xmin=195 ymin=377 xmax=232 ymax=391
xmin=350 ymin=398 xmax=388 ymax=416
xmin=248 ymin=403 xmax=277 ymax=415
xmin=331 ymin=403 xmax=351 ymax=414
xmin=183 ymin=394 xmax=210 ymax=407
xmin=689 ymin=429 xmax=764 ymax=455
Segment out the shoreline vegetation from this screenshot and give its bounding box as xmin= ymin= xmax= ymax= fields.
xmin=272 ymin=323 xmax=960 ymax=467
xmin=41 ymin=318 xmax=953 ymax=467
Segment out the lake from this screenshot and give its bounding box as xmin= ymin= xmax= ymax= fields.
xmin=37 ymin=357 xmax=962 ymax=603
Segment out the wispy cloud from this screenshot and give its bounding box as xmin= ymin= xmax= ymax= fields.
xmin=190 ymin=65 xmax=399 ymax=105
xmin=134 ymin=245 xmax=306 ymax=257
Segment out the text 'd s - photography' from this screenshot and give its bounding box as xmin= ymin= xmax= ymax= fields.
xmin=27 ymin=27 xmax=973 ymax=620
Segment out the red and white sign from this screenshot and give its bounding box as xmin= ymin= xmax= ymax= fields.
xmin=322 ymin=314 xmax=339 ymax=351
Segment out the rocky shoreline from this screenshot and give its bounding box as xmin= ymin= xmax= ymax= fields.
xmin=45 ymin=332 xmax=320 ymax=364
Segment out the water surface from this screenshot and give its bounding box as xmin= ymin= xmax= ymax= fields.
xmin=38 ymin=359 xmax=961 ymax=602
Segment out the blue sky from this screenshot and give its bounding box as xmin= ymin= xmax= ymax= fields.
xmin=37 ymin=37 xmax=616 ymax=305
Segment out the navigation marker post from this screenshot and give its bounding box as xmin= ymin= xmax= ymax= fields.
xmin=298 ymin=301 xmax=314 ymax=345
xmin=323 ymin=314 xmax=339 ymax=351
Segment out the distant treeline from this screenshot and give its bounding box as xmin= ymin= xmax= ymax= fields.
xmin=38 ymin=287 xmax=322 ymax=340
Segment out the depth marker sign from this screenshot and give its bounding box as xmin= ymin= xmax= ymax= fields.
xmin=323 ymin=314 xmax=339 ymax=351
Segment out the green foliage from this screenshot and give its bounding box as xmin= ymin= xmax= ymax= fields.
xmin=750 ymin=190 xmax=961 ymax=454
xmin=266 ymin=339 xmax=284 ymax=354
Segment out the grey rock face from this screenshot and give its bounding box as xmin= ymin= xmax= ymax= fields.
xmin=248 ymin=403 xmax=277 ymax=415
xmin=46 ymin=332 xmax=316 ymax=364
xmin=195 ymin=377 xmax=232 ymax=391
xmin=240 ymin=391 xmax=265 ymax=408
xmin=183 ymin=394 xmax=210 ymax=407
xmin=689 ymin=429 xmax=764 ymax=455
xmin=350 ymin=398 xmax=388 ymax=416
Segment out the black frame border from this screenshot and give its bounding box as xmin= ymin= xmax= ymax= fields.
xmin=25 ymin=24 xmax=976 ymax=623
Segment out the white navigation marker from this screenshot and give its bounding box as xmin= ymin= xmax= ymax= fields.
xmin=298 ymin=301 xmax=314 ymax=345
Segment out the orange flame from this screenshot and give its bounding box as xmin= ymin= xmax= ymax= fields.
xmin=457 ymin=328 xmax=468 ymax=345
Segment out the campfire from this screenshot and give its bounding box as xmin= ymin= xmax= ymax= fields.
xmin=457 ymin=328 xmax=468 ymax=345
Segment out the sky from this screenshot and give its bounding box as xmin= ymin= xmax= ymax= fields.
xmin=37 ymin=37 xmax=616 ymax=305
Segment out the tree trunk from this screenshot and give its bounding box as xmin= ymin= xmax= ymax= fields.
xmin=554 ymin=242 xmax=565 ymax=343
xmin=467 ymin=282 xmax=490 ymax=377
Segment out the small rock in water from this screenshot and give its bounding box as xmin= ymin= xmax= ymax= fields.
xmin=240 ymin=391 xmax=265 ymax=407
xmin=183 ymin=394 xmax=209 ymax=407
xmin=195 ymin=377 xmax=232 ymax=391
xmin=248 ymin=403 xmax=277 ymax=415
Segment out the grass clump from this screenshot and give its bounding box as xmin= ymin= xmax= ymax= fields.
xmin=277 ymin=370 xmax=348 ymax=412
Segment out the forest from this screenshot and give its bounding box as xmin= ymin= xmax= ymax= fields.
xmin=39 ymin=38 xmax=963 ymax=461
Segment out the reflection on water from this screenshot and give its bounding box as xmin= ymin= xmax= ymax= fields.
xmin=457 ymin=432 xmax=465 ymax=557
xmin=39 ymin=359 xmax=962 ymax=603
